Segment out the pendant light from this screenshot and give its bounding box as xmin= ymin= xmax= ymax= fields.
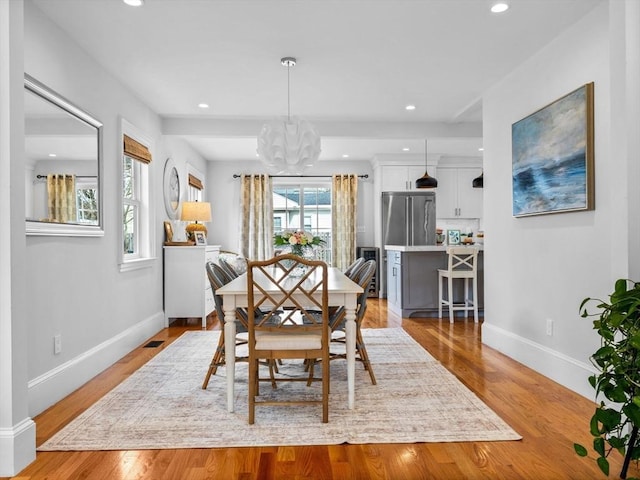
xmin=415 ymin=139 xmax=438 ymax=188
xmin=472 ymin=172 xmax=484 ymax=188
xmin=257 ymin=57 xmax=321 ymax=175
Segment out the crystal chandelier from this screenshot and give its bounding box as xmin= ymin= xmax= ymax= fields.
xmin=257 ymin=57 xmax=321 ymax=175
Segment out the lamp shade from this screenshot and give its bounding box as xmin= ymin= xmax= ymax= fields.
xmin=472 ymin=173 xmax=484 ymax=188
xmin=257 ymin=116 xmax=321 ymax=174
xmin=180 ymin=201 xmax=211 ymax=222
xmin=415 ymin=139 xmax=438 ymax=189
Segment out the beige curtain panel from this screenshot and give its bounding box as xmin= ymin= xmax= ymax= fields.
xmin=47 ymin=174 xmax=77 ymax=223
xmin=240 ymin=174 xmax=273 ymax=261
xmin=332 ymin=174 xmax=358 ymax=270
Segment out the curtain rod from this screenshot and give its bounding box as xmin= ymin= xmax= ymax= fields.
xmin=36 ymin=175 xmax=97 ymax=179
xmin=232 ymin=174 xmax=368 ymax=179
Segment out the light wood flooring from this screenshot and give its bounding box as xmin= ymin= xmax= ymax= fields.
xmin=5 ymin=300 xmax=636 ymax=479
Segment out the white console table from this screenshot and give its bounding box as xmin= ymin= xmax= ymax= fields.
xmin=163 ymin=245 xmax=220 ymax=328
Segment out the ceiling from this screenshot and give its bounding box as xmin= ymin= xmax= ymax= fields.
xmin=31 ymin=0 xmax=602 ymax=164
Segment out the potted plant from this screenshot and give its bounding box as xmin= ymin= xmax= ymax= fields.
xmin=575 ymin=279 xmax=640 ymax=479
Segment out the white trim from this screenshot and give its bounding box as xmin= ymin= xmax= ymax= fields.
xmin=119 ymin=256 xmax=157 ymax=272
xmin=0 ymin=418 xmax=36 ymax=478
xmin=28 ymin=311 xmax=165 ymax=416
xmin=26 ymin=221 xmax=105 ymax=237
xmin=482 ymin=322 xmax=597 ymax=400
xmin=120 ymin=117 xmax=155 ymax=265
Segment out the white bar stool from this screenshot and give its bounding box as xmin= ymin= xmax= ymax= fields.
xmin=438 ymin=246 xmax=479 ymax=323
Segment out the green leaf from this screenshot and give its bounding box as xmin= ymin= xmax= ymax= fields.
xmin=593 ymin=437 xmax=605 ymax=456
xmin=622 ymin=402 xmax=640 ymax=426
xmin=609 ymin=312 xmax=625 ymax=328
xmin=574 ymin=443 xmax=588 ymax=457
xmin=595 ymin=408 xmax=621 ymax=431
xmin=590 ymin=414 xmax=602 ymax=436
xmin=609 ymin=436 xmax=627 ymax=449
xmin=629 ymin=332 xmax=640 ymax=350
xmin=605 ymin=385 xmax=629 ymax=403
xmin=614 ymin=278 xmax=629 ymax=295
xmin=597 ymin=456 xmax=610 ymax=476
xmin=593 ymin=345 xmax=616 ymax=360
xmin=633 ymin=396 xmax=640 ymax=408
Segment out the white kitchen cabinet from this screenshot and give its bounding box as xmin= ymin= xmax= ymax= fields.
xmin=164 ymin=245 xmax=220 ymax=329
xmin=436 ymin=167 xmax=483 ymax=219
xmin=380 ymin=165 xmax=429 ymax=191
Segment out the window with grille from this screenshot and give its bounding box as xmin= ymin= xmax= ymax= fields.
xmin=272 ymin=184 xmax=332 ymax=265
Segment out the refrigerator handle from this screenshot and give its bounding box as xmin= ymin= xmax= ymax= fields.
xmin=406 ymin=196 xmax=412 ymax=245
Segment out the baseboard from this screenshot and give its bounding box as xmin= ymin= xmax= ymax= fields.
xmin=28 ymin=312 xmax=165 ymax=416
xmin=482 ymin=322 xmax=597 ymax=400
xmin=0 ymin=418 xmax=36 ymax=477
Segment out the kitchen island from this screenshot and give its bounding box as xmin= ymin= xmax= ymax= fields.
xmin=385 ymin=245 xmax=484 ymax=318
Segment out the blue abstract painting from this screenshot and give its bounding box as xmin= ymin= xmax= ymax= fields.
xmin=512 ymin=83 xmax=594 ymax=217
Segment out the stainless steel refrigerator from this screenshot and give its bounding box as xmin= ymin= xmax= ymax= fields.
xmin=382 ymin=191 xmax=436 ymax=247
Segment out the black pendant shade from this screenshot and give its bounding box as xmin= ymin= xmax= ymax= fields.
xmin=415 ymin=139 xmax=438 ymax=189
xmin=415 ymin=172 xmax=438 ymax=188
xmin=472 ymin=172 xmax=484 ymax=188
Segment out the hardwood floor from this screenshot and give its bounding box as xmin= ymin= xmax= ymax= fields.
xmin=6 ymin=300 xmax=636 ymax=480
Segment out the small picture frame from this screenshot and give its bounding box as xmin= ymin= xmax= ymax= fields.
xmin=194 ymin=231 xmax=207 ymax=246
xmin=163 ymin=221 xmax=173 ymax=244
xmin=447 ymin=229 xmax=461 ymax=245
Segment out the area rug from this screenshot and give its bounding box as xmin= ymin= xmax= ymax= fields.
xmin=38 ymin=328 xmax=521 ymax=450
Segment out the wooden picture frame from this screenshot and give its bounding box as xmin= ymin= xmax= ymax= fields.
xmin=163 ymin=221 xmax=173 ymax=244
xmin=194 ymin=231 xmax=207 ymax=246
xmin=512 ymin=82 xmax=594 ymax=217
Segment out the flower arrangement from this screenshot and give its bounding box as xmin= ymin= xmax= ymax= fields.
xmin=274 ymin=230 xmax=325 ymax=257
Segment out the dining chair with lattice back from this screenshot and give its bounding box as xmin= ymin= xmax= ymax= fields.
xmin=246 ymin=254 xmax=330 ymax=424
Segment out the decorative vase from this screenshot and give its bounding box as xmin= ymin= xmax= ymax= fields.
xmin=281 ymin=246 xmax=314 ymax=277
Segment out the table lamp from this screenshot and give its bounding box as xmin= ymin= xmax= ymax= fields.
xmin=180 ymin=201 xmax=211 ymax=241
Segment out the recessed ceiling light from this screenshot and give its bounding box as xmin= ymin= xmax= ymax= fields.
xmin=123 ymin=0 xmax=144 ymax=6
xmin=198 ymin=103 xmax=209 ymax=109
xmin=405 ymin=105 xmax=416 ymax=111
xmin=478 ymin=147 xmax=484 ymax=152
xmin=342 ymin=154 xmax=349 ymax=158
xmin=491 ymin=2 xmax=509 ymax=13
xmin=48 ymin=153 xmax=57 ymax=157
xmin=402 ymin=147 xmax=410 ymax=152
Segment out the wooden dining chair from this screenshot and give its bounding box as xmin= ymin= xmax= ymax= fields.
xmin=246 ymin=254 xmax=330 ymax=424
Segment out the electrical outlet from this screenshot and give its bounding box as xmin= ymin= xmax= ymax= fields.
xmin=53 ymin=334 xmax=62 ymax=355
xmin=545 ymin=318 xmax=554 ymax=336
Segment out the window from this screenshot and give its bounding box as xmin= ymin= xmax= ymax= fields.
xmin=121 ymin=121 xmax=154 ymax=271
xmin=273 ymin=184 xmax=332 ymax=264
xmin=75 ymin=179 xmax=98 ymax=224
xmin=187 ymin=171 xmax=203 ymax=202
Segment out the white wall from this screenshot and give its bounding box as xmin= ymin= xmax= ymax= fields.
xmin=22 ymin=1 xmax=166 ymax=415
xmin=205 ymin=159 xmax=375 ymax=254
xmin=482 ymin=2 xmax=633 ymax=398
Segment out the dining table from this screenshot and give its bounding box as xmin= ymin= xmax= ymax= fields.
xmin=216 ymin=266 xmax=363 ymax=413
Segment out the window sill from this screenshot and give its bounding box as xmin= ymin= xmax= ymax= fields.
xmin=119 ymin=257 xmax=157 ymax=273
